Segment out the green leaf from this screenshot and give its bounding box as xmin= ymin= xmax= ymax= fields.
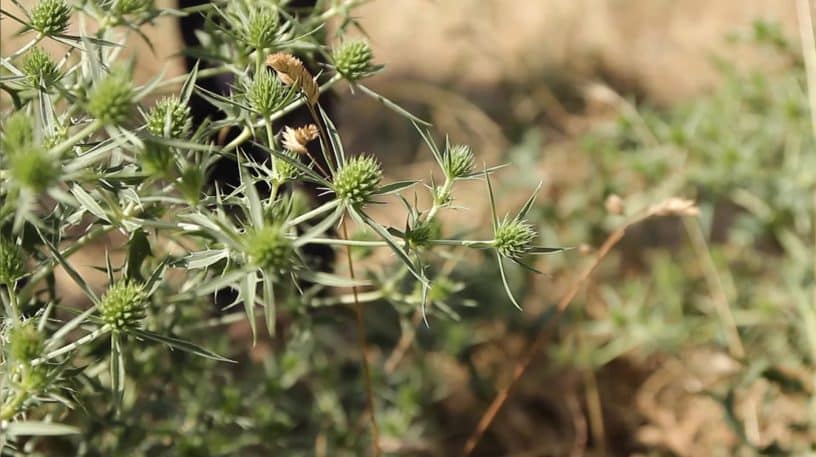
xmin=297 ymin=270 xmax=372 ymax=288
xmin=529 ymin=246 xmax=569 ymax=255
xmin=110 ymin=334 xmax=125 ymax=414
xmin=241 ymin=271 xmax=258 ymax=344
xmin=484 ymin=169 xmax=499 ymax=231
xmin=181 ymin=249 xmax=230 ymax=269
xmin=71 ymin=185 xmax=110 ymax=223
xmin=179 ymin=61 xmax=199 ymax=105
xmin=412 ymin=122 xmax=444 ymax=167
xmin=318 ymin=104 xmax=343 ymax=169
xmin=376 ymin=180 xmax=418 ymax=196
xmin=131 ymin=329 xmax=234 ymax=362
xmin=238 ymin=154 xmax=264 ymax=227
xmin=5 ymin=421 xmax=80 ymax=436
xmin=262 ymin=274 xmax=276 ymax=337
xmin=354 ymin=207 xmax=428 ymax=287
xmin=496 ymin=254 xmax=522 ymax=310
xmin=517 ymin=181 xmax=543 ymax=220
xmin=294 ymin=204 xmax=344 ymax=246
xmin=37 ymin=227 xmax=100 ymax=305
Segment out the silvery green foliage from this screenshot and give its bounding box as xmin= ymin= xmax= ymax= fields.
xmin=0 ymin=0 xmax=563 ymax=453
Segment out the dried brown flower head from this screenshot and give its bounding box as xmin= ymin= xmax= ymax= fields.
xmin=648 ymin=198 xmax=700 ymax=217
xmin=282 ymin=124 xmax=319 ymax=153
xmin=266 ymin=53 xmax=319 ymax=106
xmin=605 ymin=194 xmax=625 ymax=215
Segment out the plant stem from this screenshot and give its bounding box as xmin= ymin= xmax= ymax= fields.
xmin=425 ymin=177 xmax=453 ymax=222
xmin=49 ymin=120 xmax=103 ymax=157
xmin=222 ymin=126 xmax=253 ymax=154
xmin=0 ymin=389 xmax=28 ymax=421
xmin=8 ymin=285 xmax=19 ymax=321
xmin=341 ymin=221 xmax=381 ymax=457
xmin=32 ymin=325 xmax=112 ymax=366
xmin=1 ymin=34 xmax=43 ymax=63
xmin=682 ymin=217 xmax=744 ymax=359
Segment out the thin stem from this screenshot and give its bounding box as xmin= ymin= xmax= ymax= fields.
xmin=32 ymin=325 xmax=112 ymax=366
xmin=582 ymin=368 xmax=606 ymax=455
xmin=0 ymin=388 xmax=28 ymax=421
xmin=49 ymin=120 xmax=103 ymax=157
xmin=341 ymin=221 xmax=381 ymax=456
xmin=425 ymin=177 xmax=454 ymax=222
xmin=682 ymin=217 xmax=744 ymax=359
xmin=306 ymin=103 xmax=335 ymax=176
xmin=1 ymin=34 xmax=43 ymax=63
xmin=287 ymin=200 xmax=340 ymax=227
xmin=222 ymin=126 xmax=253 ymax=154
xmin=8 ymin=285 xmax=19 ymax=321
xmin=305 ymin=237 xmax=492 ymax=248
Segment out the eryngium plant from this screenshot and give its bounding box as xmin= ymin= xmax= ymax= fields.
xmin=0 ymin=0 xmax=565 ymax=453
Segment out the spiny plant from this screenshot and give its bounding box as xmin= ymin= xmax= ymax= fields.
xmin=0 ymin=0 xmax=566 ymax=454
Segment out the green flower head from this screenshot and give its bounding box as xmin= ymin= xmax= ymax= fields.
xmin=86 ymin=69 xmax=135 ymax=125
xmin=246 ymin=70 xmax=292 ymax=116
xmin=7 ymin=321 xmax=45 ymax=363
xmin=31 ymin=0 xmax=72 ymax=36
xmin=0 ymin=236 xmax=26 ymax=285
xmin=245 ymin=225 xmax=294 ymax=273
xmin=146 ymin=96 xmax=192 ymax=138
xmin=444 ymin=144 xmax=474 ymax=179
xmin=243 ymin=9 xmax=279 ymax=49
xmin=10 ymin=146 xmax=60 ymax=192
xmin=23 ymin=48 xmax=60 ymax=89
xmin=2 ymin=112 xmax=35 ymax=153
xmin=493 ymin=217 xmax=536 ymax=260
xmin=98 ymin=281 xmax=147 ymax=332
xmin=333 ymin=41 xmax=379 ymax=81
xmin=333 ymin=155 xmax=382 ymax=207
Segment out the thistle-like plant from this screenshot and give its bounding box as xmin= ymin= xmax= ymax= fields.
xmin=0 ymin=0 xmax=568 ymax=451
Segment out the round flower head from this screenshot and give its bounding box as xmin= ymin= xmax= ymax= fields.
xmin=146 ymin=96 xmax=192 ymax=138
xmin=245 ymin=225 xmax=294 ymax=273
xmin=10 ymin=146 xmax=59 ymax=192
xmin=31 ymin=0 xmax=71 ymax=36
xmin=493 ymin=217 xmax=537 ymax=260
xmin=243 ymin=9 xmax=279 ymax=49
xmin=333 ymin=41 xmax=378 ymax=81
xmin=23 ymin=48 xmax=60 ymax=90
xmin=333 ymin=155 xmax=382 ymax=207
xmin=445 ymin=144 xmax=474 ymax=179
xmin=246 ymin=70 xmax=292 ymax=116
xmin=7 ymin=321 xmax=44 ymax=363
xmin=0 ymin=237 xmax=26 ymax=285
xmin=2 ymin=112 xmax=35 ymax=153
xmin=98 ymin=281 xmax=147 ymax=332
xmin=111 ymin=0 xmax=153 ymax=17
xmin=86 ymin=69 xmax=135 ymax=125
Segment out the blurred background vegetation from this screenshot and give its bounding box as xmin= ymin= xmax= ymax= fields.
xmin=2 ymin=0 xmax=814 ymax=455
